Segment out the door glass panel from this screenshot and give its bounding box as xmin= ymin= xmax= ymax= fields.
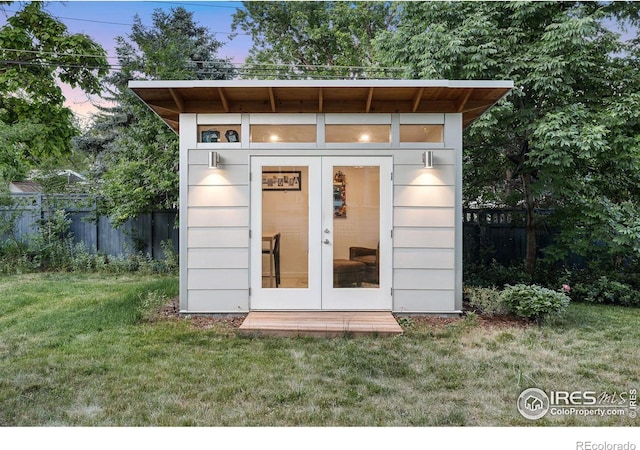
xmin=332 ymin=166 xmax=380 ymax=288
xmin=262 ymin=166 xmax=308 ymax=288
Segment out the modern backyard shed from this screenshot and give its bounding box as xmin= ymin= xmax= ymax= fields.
xmin=130 ymin=79 xmax=512 ymax=320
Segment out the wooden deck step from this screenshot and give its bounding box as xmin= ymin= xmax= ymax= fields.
xmin=238 ymin=311 xmax=403 ymax=337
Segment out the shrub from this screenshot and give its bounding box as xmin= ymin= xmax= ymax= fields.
xmin=501 ymin=284 xmax=570 ymax=325
xmin=160 ymin=239 xmax=178 ymax=273
xmin=464 ymin=286 xmax=507 ymax=317
xmin=463 ymin=260 xmax=531 ymax=288
xmin=0 ymin=239 xmax=34 ymax=274
xmin=572 ymin=276 xmax=640 ymax=307
xmin=30 ymin=209 xmax=75 ymax=271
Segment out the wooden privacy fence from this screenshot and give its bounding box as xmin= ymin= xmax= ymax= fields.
xmin=1 ymin=197 xmax=567 ymax=265
xmin=1 ymin=193 xmax=178 ymax=259
xmin=463 ymin=208 xmax=556 ymax=266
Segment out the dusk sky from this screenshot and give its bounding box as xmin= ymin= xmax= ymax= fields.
xmin=1 ymin=2 xmax=636 ymax=121
xmin=1 ymin=1 xmax=251 ymax=119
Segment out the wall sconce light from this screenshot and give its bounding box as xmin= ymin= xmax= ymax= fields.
xmin=208 ymin=151 xmax=220 ymax=169
xmin=423 ymin=150 xmax=434 ymax=169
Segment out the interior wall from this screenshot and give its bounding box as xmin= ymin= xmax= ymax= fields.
xmin=333 ymin=166 xmax=380 ymax=259
xmin=260 ymin=165 xmax=380 ymax=277
xmin=261 ymin=166 xmax=309 ymax=278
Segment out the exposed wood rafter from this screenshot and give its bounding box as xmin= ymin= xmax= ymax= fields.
xmin=217 ymin=88 xmax=229 ymax=112
xmin=130 ymin=81 xmax=514 ymax=135
xmin=365 ymin=87 xmax=374 ymax=113
xmin=268 ymin=87 xmax=276 ymax=112
xmin=169 ymin=88 xmax=184 ymax=112
xmin=456 ymin=89 xmax=473 ymax=113
xmin=412 ymin=87 xmax=425 ymax=112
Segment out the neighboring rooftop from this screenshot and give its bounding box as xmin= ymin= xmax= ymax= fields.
xmin=129 ymin=79 xmax=513 ymax=133
xmin=9 ymin=181 xmax=42 ymax=193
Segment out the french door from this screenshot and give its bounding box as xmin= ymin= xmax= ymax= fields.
xmin=250 ymin=156 xmax=392 ymax=310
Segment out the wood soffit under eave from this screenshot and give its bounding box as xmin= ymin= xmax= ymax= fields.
xmin=148 ymin=99 xmax=494 ymax=116
xmin=366 ymin=87 xmax=374 ymax=113
xmin=168 ymin=88 xmax=184 ymax=113
xmin=132 ymin=85 xmax=512 ymax=132
xmin=160 ymin=99 xmax=469 ymax=112
xmin=217 ymin=87 xmax=230 ymax=112
xmin=268 ymin=87 xmax=276 ymax=112
xmin=456 ymin=89 xmax=473 ymax=113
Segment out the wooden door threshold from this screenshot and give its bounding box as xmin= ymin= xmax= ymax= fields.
xmin=238 ymin=311 xmax=403 ymax=337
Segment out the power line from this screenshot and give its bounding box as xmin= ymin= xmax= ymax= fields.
xmin=0 ymin=7 xmax=251 ymax=37
xmin=147 ymin=1 xmax=244 ymax=10
xmin=0 ymin=47 xmax=119 ymax=60
xmin=0 ymin=48 xmax=407 ymax=73
xmin=1 ymin=58 xmax=407 ymax=75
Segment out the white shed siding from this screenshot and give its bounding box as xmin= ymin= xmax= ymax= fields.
xmin=187 ymin=248 xmax=248 ymax=268
xmin=180 ymin=111 xmax=463 ymax=314
xmin=188 ymin=207 xmax=248 ymax=228
xmin=391 ymin=113 xmax=462 ymax=313
xmin=394 ymin=228 xmax=455 ymax=248
xmin=446 ymin=113 xmax=464 ymax=312
xmin=394 ymin=185 xmax=455 ymax=208
xmin=393 ymin=290 xmax=456 ymax=312
xmin=188 ymin=269 xmax=248 ymax=290
xmin=394 ymin=208 xmax=455 ymax=227
xmin=394 ymin=248 xmax=455 ymax=269
xmin=188 ymin=289 xmax=249 ymax=313
xmin=182 ymin=116 xmax=251 ymax=313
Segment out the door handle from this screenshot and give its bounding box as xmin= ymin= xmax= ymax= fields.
xmin=323 ymin=239 xmax=330 ymax=245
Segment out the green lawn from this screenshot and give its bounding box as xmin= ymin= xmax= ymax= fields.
xmin=0 ymin=273 xmax=638 ymax=426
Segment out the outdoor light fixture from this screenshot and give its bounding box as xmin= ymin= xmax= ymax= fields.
xmin=208 ymin=151 xmax=220 ymax=169
xmin=423 ymin=150 xmax=434 ymax=169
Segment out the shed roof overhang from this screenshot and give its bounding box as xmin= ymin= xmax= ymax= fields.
xmin=129 ymin=79 xmax=513 ymax=133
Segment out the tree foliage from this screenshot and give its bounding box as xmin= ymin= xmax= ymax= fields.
xmin=377 ymin=1 xmax=640 ymax=273
xmin=77 ymin=7 xmax=234 ymax=225
xmin=232 ymin=1 xmax=398 ymax=78
xmin=0 ymin=1 xmax=107 ymax=172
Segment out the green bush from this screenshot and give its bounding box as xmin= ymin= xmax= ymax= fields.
xmin=464 ymin=286 xmax=507 ymax=317
xmin=501 ymin=284 xmax=570 ymax=325
xmin=0 ymin=239 xmax=34 ymax=274
xmin=572 ymin=276 xmax=640 ymax=307
xmin=31 ymin=209 xmax=75 ymax=271
xmin=463 ymin=260 xmax=531 ymax=288
xmin=160 ymin=240 xmax=178 ymax=273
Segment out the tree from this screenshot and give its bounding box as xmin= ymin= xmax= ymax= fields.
xmin=377 ymin=1 xmax=640 ymax=274
xmin=0 ymin=1 xmax=107 ymax=171
xmin=77 ymin=7 xmax=234 ymax=225
xmin=231 ymin=1 xmax=398 ymax=78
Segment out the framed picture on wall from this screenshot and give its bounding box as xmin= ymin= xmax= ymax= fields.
xmin=262 ymin=171 xmax=302 ymax=191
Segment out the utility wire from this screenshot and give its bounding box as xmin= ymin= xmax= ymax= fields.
xmin=0 ymin=7 xmax=251 ymax=37
xmin=0 ymin=49 xmax=407 ymax=74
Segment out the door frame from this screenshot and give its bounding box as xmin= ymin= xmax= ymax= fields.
xmin=249 ymin=155 xmax=393 ymax=311
xmin=320 ymin=156 xmax=393 ymax=310
xmin=250 ymin=156 xmax=322 ymax=310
